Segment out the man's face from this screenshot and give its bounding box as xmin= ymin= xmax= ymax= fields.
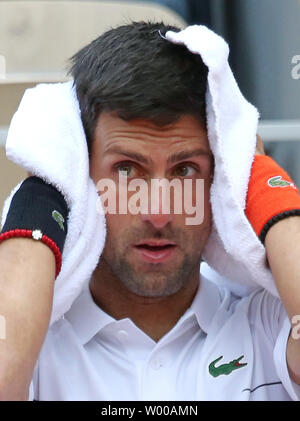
xmin=90 ymin=112 xmax=213 ymax=297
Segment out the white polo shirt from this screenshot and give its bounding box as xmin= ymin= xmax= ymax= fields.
xmin=29 ymin=276 xmax=300 ymax=401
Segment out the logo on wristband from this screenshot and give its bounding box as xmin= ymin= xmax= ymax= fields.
xmin=52 ymin=210 xmax=65 ymax=231
xmin=268 ymin=176 xmax=296 ymax=189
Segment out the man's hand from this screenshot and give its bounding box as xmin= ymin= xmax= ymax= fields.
xmin=255 ymin=134 xmax=265 ymax=156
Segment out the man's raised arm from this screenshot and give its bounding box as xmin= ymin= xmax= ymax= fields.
xmin=247 ymin=137 xmax=300 ymax=385
xmin=265 ymin=217 xmax=300 ymax=384
xmin=0 ymin=176 xmax=69 ymax=400
xmin=0 ymin=238 xmax=55 ymax=400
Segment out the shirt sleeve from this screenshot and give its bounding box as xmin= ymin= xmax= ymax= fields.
xmin=272 ymin=302 xmax=300 ymax=401
xmin=28 ymin=380 xmax=34 ymax=401
xmin=27 ymin=361 xmax=39 ymax=401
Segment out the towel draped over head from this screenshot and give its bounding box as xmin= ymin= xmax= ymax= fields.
xmin=1 ymin=25 xmax=277 ymax=326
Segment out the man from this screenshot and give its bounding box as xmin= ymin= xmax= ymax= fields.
xmin=0 ymin=22 xmax=299 ymax=400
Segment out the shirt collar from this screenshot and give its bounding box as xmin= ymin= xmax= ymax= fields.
xmin=65 ymin=275 xmax=222 ymax=345
xmin=65 ymin=285 xmax=116 ymax=345
xmin=190 ymin=275 xmax=222 ymax=334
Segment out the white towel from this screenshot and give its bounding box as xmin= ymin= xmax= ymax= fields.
xmin=1 ymin=81 xmax=107 ymax=325
xmin=166 ymin=26 xmax=277 ymax=297
xmin=1 ymin=25 xmax=278 ymax=327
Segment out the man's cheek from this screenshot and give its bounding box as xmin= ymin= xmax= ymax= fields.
xmin=104 ymin=213 xmax=129 ymax=248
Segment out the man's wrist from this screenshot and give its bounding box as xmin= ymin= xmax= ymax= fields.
xmin=246 ymin=155 xmax=300 ymax=244
xmin=0 ymin=176 xmax=69 ymax=277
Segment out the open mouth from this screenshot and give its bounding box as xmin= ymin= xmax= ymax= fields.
xmin=135 ymin=244 xmax=176 ymax=252
xmin=133 ymin=242 xmax=177 ymax=263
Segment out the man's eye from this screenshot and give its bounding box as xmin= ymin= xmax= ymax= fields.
xmin=173 ymin=165 xmax=197 ymax=177
xmin=116 ymin=163 xmax=135 ymax=177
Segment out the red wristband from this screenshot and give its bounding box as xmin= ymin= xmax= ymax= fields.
xmin=245 ymin=155 xmax=300 ymax=242
xmin=0 ymin=229 xmax=62 ymax=278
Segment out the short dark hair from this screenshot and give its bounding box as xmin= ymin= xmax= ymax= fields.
xmin=69 ymin=21 xmax=208 ymax=155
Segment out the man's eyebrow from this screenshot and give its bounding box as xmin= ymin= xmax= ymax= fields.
xmin=104 ymin=147 xmax=153 ymax=165
xmin=104 ymin=146 xmax=211 ymax=165
xmin=167 ymin=148 xmax=211 ymax=165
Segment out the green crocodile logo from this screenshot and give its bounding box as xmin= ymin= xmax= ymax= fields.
xmin=52 ymin=210 xmax=65 ymax=231
xmin=268 ymin=176 xmax=295 ymax=189
xmin=209 ymin=355 xmax=247 ymax=377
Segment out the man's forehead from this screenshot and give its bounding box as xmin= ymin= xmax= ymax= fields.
xmin=96 ymin=110 xmax=205 ymax=127
xmin=94 ymin=111 xmax=210 ymax=151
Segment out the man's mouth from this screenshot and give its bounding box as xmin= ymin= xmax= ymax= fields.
xmin=133 ymin=240 xmax=177 ymax=263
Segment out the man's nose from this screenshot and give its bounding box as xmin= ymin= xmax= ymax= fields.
xmin=141 ymin=212 xmax=173 ymax=230
xmin=140 ymin=180 xmax=174 ymax=229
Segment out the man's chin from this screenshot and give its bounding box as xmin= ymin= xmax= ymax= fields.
xmin=104 ymin=252 xmax=200 ymax=297
xmin=118 ymin=269 xmax=186 ymax=298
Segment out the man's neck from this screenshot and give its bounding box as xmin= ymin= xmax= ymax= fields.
xmin=89 ymin=261 xmax=200 ymax=342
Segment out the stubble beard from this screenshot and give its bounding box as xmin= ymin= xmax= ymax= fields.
xmin=102 ymin=249 xmax=201 ymax=298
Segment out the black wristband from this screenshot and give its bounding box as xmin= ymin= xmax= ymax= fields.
xmin=1 ymin=176 xmax=69 ymax=254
